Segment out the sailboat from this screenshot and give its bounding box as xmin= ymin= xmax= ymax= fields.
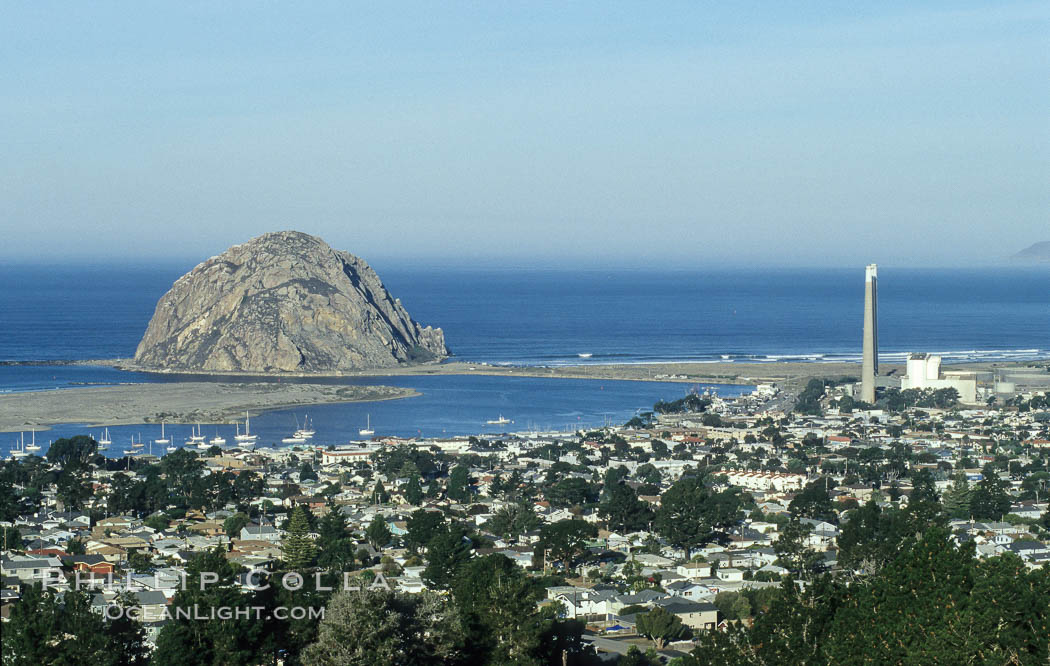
xmin=25 ymin=430 xmax=41 ymax=452
xmin=98 ymin=427 xmax=112 ymax=449
xmin=155 ymin=422 xmax=170 ymax=445
xmin=166 ymin=441 xmax=178 ymax=453
xmin=235 ymin=411 xmax=257 ymax=442
xmin=11 ymin=435 xmax=28 ymax=459
xmin=359 ymin=414 xmax=374 ymax=437
xmin=209 ymin=429 xmax=226 ymax=447
xmin=131 ymin=433 xmax=145 ymax=449
xmin=293 ymin=414 xmax=315 ymax=439
xmin=189 ymin=423 xmax=205 ymax=443
xmin=486 ymin=415 xmax=512 ymax=425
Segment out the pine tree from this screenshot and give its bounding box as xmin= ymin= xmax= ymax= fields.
xmin=372 ymin=480 xmax=390 ymax=505
xmin=446 ymin=466 xmax=470 ymax=503
xmin=365 ymin=515 xmax=392 ymax=550
xmin=488 ymin=474 xmax=505 ymax=498
xmin=317 ymin=507 xmax=355 ymax=571
xmin=404 ymin=476 xmax=424 ymax=506
xmin=282 ymin=506 xmax=317 ymax=569
xmin=942 ymin=475 xmax=974 ymax=519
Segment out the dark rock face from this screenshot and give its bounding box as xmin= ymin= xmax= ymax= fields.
xmin=134 ymin=231 xmax=447 ymax=372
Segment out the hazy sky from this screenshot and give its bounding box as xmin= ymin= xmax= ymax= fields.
xmin=2 ymin=2 xmax=1047 ymax=267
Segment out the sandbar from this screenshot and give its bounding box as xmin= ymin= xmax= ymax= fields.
xmin=0 ymin=382 xmax=417 ymax=432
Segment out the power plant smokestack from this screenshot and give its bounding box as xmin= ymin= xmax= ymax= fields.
xmin=861 ymin=264 xmax=878 ymax=403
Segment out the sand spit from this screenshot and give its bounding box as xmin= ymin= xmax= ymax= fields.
xmin=0 ymin=382 xmax=417 ymax=433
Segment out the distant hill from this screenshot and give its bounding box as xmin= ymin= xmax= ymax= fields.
xmin=1012 ymin=241 xmax=1050 ymax=263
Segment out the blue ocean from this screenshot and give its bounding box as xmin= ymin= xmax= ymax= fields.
xmin=1 ymin=264 xmax=1047 ymax=455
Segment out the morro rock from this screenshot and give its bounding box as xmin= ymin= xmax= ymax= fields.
xmin=134 ymin=231 xmax=448 ymax=372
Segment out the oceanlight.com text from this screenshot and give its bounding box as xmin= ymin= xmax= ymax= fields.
xmin=102 ymin=604 xmax=325 ymax=622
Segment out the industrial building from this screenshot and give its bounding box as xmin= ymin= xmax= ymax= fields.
xmin=901 ymin=353 xmax=978 ymax=404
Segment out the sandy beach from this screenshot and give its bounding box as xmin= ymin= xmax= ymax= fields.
xmin=0 ymin=382 xmax=417 ymax=433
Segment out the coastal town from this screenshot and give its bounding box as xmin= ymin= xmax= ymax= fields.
xmin=3 ymin=369 xmax=1049 ymax=664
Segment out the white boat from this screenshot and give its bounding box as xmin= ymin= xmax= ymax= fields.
xmin=166 ymin=443 xmax=178 ymax=453
xmin=196 ymin=440 xmax=212 ymax=451
xmin=209 ymin=431 xmax=226 ymax=446
xmin=11 ymin=436 xmax=28 ymax=459
xmin=25 ymin=430 xmax=41 ymax=452
xmin=189 ymin=423 xmax=205 ymax=443
xmin=98 ymin=428 xmax=112 ymax=448
xmin=486 ymin=415 xmax=512 ymax=425
xmin=577 ymin=353 xmax=593 ymax=358
xmin=155 ymin=422 xmax=170 ymax=445
xmin=131 ymin=434 xmax=144 ymax=449
xmin=281 ymin=435 xmax=307 ymax=444
xmin=359 ymin=414 xmax=374 ymax=437
xmin=293 ymin=414 xmax=315 ymax=439
xmin=235 ymin=412 xmax=257 ymax=442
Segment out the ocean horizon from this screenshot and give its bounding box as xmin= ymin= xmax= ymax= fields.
xmin=1 ymin=264 xmax=1046 ymax=367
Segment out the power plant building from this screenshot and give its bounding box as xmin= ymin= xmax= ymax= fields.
xmin=901 ymin=353 xmax=978 ymax=404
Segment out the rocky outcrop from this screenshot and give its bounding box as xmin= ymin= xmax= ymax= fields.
xmin=1012 ymin=241 xmax=1050 ymax=263
xmin=134 ymin=231 xmax=448 ymax=372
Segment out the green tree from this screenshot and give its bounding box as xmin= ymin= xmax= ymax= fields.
xmin=423 ymin=525 xmax=474 ymax=590
xmin=302 ymin=589 xmax=464 ymax=665
xmin=452 ymin=554 xmax=558 ymax=664
xmin=486 ymin=502 xmax=540 ymax=540
xmin=538 ymin=519 xmax=598 ymax=570
xmin=153 ymin=548 xmax=262 ymax=665
xmin=144 ymin=514 xmax=171 ymax=531
xmin=447 ymin=465 xmax=471 ymax=503
xmin=693 ymin=530 xmax=1050 ymax=665
xmin=599 ymin=482 xmax=652 ymax=533
xmin=488 ymin=474 xmax=506 ymax=498
xmin=970 ymin=472 xmax=1012 ymax=520
xmin=774 ymin=518 xmax=824 ymax=579
xmin=224 ymin=512 xmax=250 ymax=539
xmin=160 ymin=448 xmax=206 ymax=501
xmin=404 ymin=475 xmax=424 ymax=505
xmin=126 ymin=550 xmax=154 ymax=574
xmin=233 ymin=470 xmax=264 ymax=502
xmin=316 ymin=508 xmax=355 ymax=571
xmin=365 ymin=515 xmax=392 ymax=550
xmin=371 ymin=480 xmax=390 ymax=505
xmin=406 ymin=509 xmax=446 ymax=553
xmin=635 ymin=463 xmax=661 ymax=484
xmin=636 ymin=606 xmax=691 ymax=649
xmin=787 ymin=478 xmax=836 ymax=522
xmin=547 ymin=477 xmax=598 ymax=508
xmin=3 ymin=584 xmax=149 ymax=666
xmin=714 ymin=591 xmax=751 ymax=620
xmin=299 ymin=462 xmax=318 ymax=482
xmin=654 ymin=477 xmax=741 ymax=558
xmin=942 ymin=474 xmax=974 ymax=519
xmin=55 ymin=462 xmax=92 ymax=510
xmin=282 ymin=506 xmax=318 ymax=569
xmin=45 ymin=435 xmax=98 ymax=466
xmin=1 ymin=525 xmax=22 ymax=550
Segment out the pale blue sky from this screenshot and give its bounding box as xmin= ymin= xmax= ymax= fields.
xmin=2 ymin=2 xmax=1047 ymax=267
